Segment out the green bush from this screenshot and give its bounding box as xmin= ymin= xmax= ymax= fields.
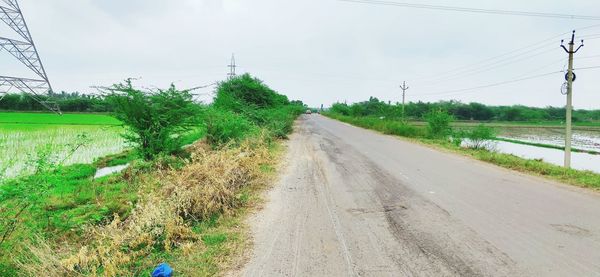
xmin=330 ymin=103 xmax=351 ymax=116
xmin=213 ymin=73 xmax=289 ymax=111
xmin=211 ymin=74 xmax=304 ymax=142
xmin=259 ymin=106 xmax=304 ymax=138
xmin=382 ymin=121 xmax=421 ymax=137
xmin=462 ymin=124 xmax=496 ymax=150
xmin=425 ymin=109 xmax=453 ymax=139
xmin=105 ymin=80 xmax=202 ymax=160
xmin=204 ymin=108 xmax=258 ymax=146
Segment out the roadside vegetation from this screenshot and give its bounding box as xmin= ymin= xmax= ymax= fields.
xmin=325 ymin=102 xmax=600 ymax=190
xmin=329 ymin=97 xmax=600 ymax=124
xmin=0 ymin=73 xmax=304 ymax=275
xmin=4 ymin=92 xmax=600 ymax=124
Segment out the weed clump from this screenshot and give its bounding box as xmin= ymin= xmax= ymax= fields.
xmin=18 ymin=137 xmax=271 ymax=276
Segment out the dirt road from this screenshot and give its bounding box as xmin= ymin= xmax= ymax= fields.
xmin=241 ymin=115 xmax=600 ymax=276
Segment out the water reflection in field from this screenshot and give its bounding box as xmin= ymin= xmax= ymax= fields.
xmin=493 ymin=141 xmax=600 ymax=174
xmin=494 ymin=127 xmax=600 ymax=173
xmin=498 ymin=127 xmax=600 ymax=152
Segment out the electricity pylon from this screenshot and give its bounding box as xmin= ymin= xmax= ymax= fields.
xmin=227 ymin=53 xmax=237 ymax=79
xmin=0 ymin=0 xmax=60 ymax=114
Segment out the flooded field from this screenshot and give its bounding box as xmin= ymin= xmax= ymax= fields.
xmin=0 ymin=124 xmax=126 ymax=180
xmin=498 ymin=127 xmax=600 ymax=152
xmin=496 ymin=127 xmax=600 ymax=173
xmin=493 ymin=141 xmax=600 ymax=173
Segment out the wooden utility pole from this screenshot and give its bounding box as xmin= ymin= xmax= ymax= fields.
xmin=399 ymin=81 xmax=409 ymax=120
xmin=560 ymin=31 xmax=584 ymax=168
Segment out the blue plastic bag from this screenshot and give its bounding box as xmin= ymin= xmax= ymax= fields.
xmin=152 ymin=263 xmax=173 ymax=277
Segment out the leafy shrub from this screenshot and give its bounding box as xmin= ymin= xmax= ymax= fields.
xmin=105 ymin=80 xmax=202 ymax=160
xmin=203 ymin=108 xmax=258 ymax=146
xmin=382 ymin=121 xmax=421 ymax=137
xmin=256 ymin=106 xmax=303 ymax=138
xmin=425 ymin=109 xmax=453 ymax=139
xmin=330 ymin=103 xmax=351 ymax=116
xmin=211 ymin=74 xmax=304 ymax=142
xmin=213 ymin=73 xmax=289 ymax=111
xmin=462 ymin=124 xmax=496 ymax=150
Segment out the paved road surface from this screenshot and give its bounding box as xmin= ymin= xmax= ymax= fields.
xmin=241 ymin=115 xmax=600 ymax=276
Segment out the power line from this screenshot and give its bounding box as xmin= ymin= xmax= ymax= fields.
xmin=188 ymin=82 xmax=218 ymax=92
xmin=574 ymin=65 xmax=600 ymax=70
xmin=417 ymin=71 xmax=561 ymax=97
xmin=416 ymin=45 xmax=558 ymax=87
xmin=408 ymin=23 xmax=600 ymax=83
xmin=580 ymin=33 xmax=600 ymax=37
xmin=579 ymin=36 xmax=600 ymax=41
xmin=408 ymin=36 xmax=566 ymax=83
xmin=416 ymin=65 xmax=600 ymax=98
xmin=577 ymin=23 xmax=600 ymax=31
xmin=338 ymin=0 xmax=600 ymax=20
xmin=576 ymin=54 xmax=600 ymax=60
xmin=524 ymin=57 xmax=567 ymax=75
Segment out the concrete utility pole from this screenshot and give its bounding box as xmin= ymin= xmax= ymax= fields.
xmin=399 ymin=81 xmax=409 ymax=120
xmin=560 ymin=30 xmax=584 ymax=168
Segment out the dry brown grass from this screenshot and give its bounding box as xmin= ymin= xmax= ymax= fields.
xmin=19 ymin=137 xmax=273 ymax=276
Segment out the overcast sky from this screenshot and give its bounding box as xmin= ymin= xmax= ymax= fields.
xmin=1 ymin=0 xmax=600 ymax=108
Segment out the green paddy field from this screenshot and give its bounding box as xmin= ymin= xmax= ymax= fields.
xmin=0 ymin=112 xmax=126 ymax=179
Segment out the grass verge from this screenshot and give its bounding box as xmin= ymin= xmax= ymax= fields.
xmin=324 ymin=113 xmax=600 ymax=190
xmin=0 ymin=136 xmax=284 ymax=276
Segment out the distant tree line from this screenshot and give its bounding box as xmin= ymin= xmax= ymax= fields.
xmin=0 ymin=92 xmax=112 ymax=112
xmin=330 ymin=97 xmax=600 ymax=122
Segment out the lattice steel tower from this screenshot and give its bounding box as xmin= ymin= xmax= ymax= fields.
xmin=228 ymin=53 xmax=236 ymax=79
xmin=0 ymin=0 xmax=60 ymax=113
